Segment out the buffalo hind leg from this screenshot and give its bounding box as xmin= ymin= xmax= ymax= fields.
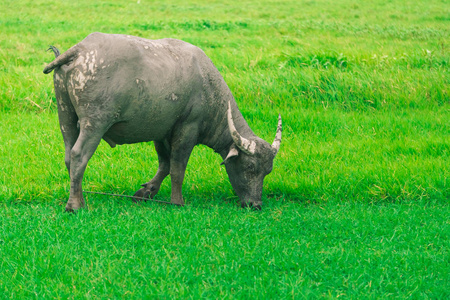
xmin=56 ymin=88 xmax=79 ymax=176
xmin=65 ymin=119 xmax=105 ymax=212
xmin=133 ymin=141 xmax=170 ymax=201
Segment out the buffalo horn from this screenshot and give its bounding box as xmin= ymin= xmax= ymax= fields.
xmin=227 ymin=102 xmax=256 ymax=155
xmin=271 ymin=114 xmax=282 ymax=155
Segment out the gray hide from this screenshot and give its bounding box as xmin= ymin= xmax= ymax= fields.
xmin=43 ymin=32 xmax=282 ymax=212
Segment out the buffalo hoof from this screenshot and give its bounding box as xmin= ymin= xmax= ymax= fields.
xmin=133 ymin=188 xmax=151 ymax=202
xmin=65 ymin=203 xmax=85 ymax=213
xmin=65 ymin=197 xmax=86 ymax=213
xmin=134 ymin=183 xmax=160 ymax=202
xmin=65 ymin=206 xmax=76 ymax=213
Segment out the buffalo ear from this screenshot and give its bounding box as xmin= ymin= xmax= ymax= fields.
xmin=220 ymin=144 xmax=239 ymax=165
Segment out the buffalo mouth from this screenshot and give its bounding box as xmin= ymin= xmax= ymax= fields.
xmin=241 ymin=200 xmax=262 ymax=210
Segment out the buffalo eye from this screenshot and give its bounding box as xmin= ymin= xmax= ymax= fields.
xmin=246 ymin=161 xmax=256 ymax=173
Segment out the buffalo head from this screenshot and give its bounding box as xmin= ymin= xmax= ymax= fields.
xmin=222 ymin=102 xmax=282 ymax=209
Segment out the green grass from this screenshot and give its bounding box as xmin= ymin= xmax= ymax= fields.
xmin=0 ymin=0 xmax=449 ymax=298
xmin=1 ymin=201 xmax=449 ymax=298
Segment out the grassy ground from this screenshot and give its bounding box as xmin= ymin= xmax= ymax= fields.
xmin=0 ymin=0 xmax=449 ymax=298
xmin=1 ymin=201 xmax=449 ymax=298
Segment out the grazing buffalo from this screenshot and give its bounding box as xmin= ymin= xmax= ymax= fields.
xmin=43 ymin=32 xmax=282 ymax=212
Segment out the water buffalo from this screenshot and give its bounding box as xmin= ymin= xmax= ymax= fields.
xmin=43 ymin=32 xmax=282 ymax=212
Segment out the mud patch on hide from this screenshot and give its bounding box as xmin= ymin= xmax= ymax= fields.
xmin=167 ymin=93 xmax=178 ymax=102
xmin=68 ymin=50 xmax=99 ymax=103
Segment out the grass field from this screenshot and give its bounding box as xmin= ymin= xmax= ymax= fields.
xmin=1 ymin=0 xmax=449 ymax=298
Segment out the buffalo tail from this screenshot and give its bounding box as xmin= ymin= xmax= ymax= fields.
xmin=43 ymin=45 xmax=79 ymax=74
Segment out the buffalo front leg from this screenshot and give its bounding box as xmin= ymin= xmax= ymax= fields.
xmin=133 ymin=141 xmax=170 ymax=201
xmin=169 ymin=124 xmax=198 ymax=206
xmin=65 ymin=119 xmax=104 ymax=212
